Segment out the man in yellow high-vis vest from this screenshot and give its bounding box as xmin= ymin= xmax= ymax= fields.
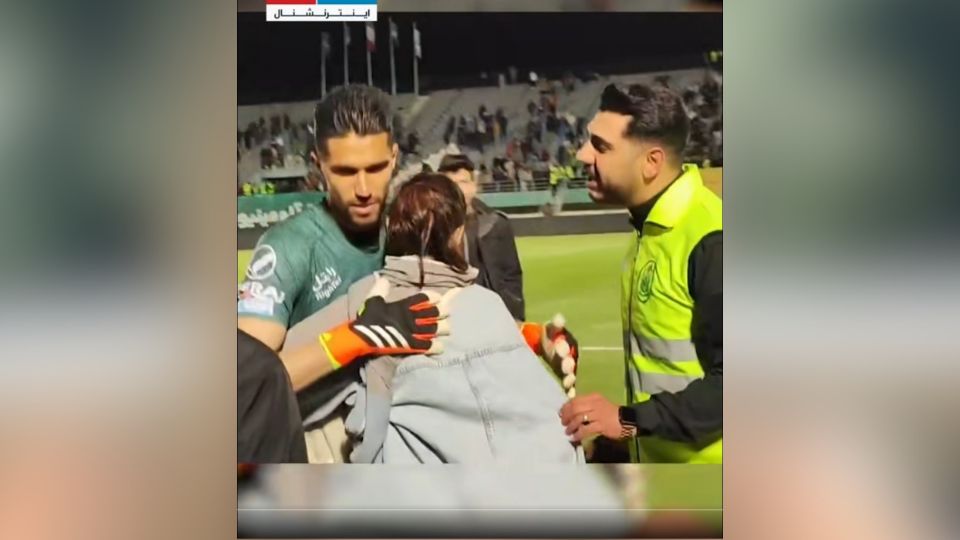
xmin=559 ymin=83 xmax=722 ymax=463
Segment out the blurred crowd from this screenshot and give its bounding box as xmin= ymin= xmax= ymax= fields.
xmin=237 ymin=113 xmax=315 ymax=170
xmin=238 ymin=65 xmax=722 ymax=197
xmin=237 ymin=110 xmax=420 ymax=174
xmin=679 ymin=72 xmax=723 ymax=167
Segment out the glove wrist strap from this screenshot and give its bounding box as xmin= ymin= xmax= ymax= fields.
xmin=319 ymin=323 xmax=366 ymax=370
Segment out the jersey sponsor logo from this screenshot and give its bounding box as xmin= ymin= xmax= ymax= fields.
xmin=238 ymin=297 xmax=274 ymax=317
xmin=637 ymin=260 xmax=657 ymax=303
xmin=246 ymin=245 xmax=278 ymax=280
xmin=312 ymin=267 xmax=342 ymax=301
xmin=238 ymin=281 xmax=286 ymax=304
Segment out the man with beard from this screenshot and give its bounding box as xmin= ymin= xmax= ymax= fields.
xmin=237 ymin=85 xmax=449 ymax=462
xmin=559 ymin=83 xmax=722 ymax=464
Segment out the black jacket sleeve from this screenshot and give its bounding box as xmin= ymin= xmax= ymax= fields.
xmin=238 ymin=330 xmax=308 ymax=463
xmin=631 ymin=231 xmax=722 ymax=446
xmin=482 ymin=214 xmax=526 ymax=321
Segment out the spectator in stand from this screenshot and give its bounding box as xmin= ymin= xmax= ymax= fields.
xmin=260 ymin=147 xmax=273 ymax=169
xmin=520 ymin=136 xmax=533 ymax=163
xmin=438 ymin=154 xmax=526 ymax=321
xmin=458 ymin=114 xmax=469 ymax=144
xmin=710 ymin=119 xmax=722 ymax=166
xmin=492 ymin=157 xmax=508 ymax=185
xmin=517 ymin=164 xmax=533 ymax=192
xmin=476 ymin=119 xmax=486 ymax=152
xmin=244 ymin=122 xmax=256 ymax=149
xmin=526 ymin=118 xmax=538 ymax=141
xmin=546 ymin=113 xmax=559 ymax=135
xmin=305 ymin=123 xmax=316 ymax=152
xmin=504 ymin=160 xmax=517 ymax=190
xmin=556 ymin=142 xmax=571 ymax=168
xmin=496 ymin=108 xmax=508 ymax=136
xmin=270 ymin=115 xmax=282 ymax=138
xmin=271 ymin=136 xmax=285 ymax=168
xmin=506 ymin=137 xmax=519 ymax=163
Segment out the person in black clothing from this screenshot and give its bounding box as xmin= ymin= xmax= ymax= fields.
xmin=495 ymin=107 xmax=508 ymax=135
xmin=238 ymin=329 xmax=307 ymax=463
xmin=437 ymin=154 xmax=525 ymax=321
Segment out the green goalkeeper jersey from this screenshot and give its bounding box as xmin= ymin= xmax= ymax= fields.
xmin=238 ymin=202 xmax=383 ymax=329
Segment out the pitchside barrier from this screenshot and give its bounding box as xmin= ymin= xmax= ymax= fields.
xmin=237 ymin=168 xmax=722 ymax=249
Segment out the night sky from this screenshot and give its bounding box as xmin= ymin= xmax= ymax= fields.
xmin=238 ymin=11 xmax=721 ymax=105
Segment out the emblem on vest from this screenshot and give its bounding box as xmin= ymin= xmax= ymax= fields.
xmin=637 ymin=260 xmax=657 ymax=303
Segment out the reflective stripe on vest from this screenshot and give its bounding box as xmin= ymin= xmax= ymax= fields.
xmin=628 ymin=333 xmax=702 ymax=394
xmin=620 ymin=164 xmax=722 ymax=464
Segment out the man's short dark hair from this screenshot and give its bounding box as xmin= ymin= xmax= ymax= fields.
xmin=437 ymin=154 xmax=475 ymax=175
xmin=599 ymin=83 xmax=689 ymax=161
xmin=314 ymin=84 xmax=393 ymax=156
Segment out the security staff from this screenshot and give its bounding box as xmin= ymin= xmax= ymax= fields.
xmin=559 ymin=83 xmax=722 ymax=463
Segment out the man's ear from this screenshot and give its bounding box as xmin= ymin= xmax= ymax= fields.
xmin=642 ymin=146 xmax=666 ymax=181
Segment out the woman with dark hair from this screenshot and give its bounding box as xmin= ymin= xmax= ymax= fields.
xmin=306 ymin=173 xmax=582 ymax=463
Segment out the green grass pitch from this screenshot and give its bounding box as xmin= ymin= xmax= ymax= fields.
xmin=239 ymin=232 xmax=632 ymax=405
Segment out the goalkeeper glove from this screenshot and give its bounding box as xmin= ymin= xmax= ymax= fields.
xmin=320 ymin=286 xmax=451 ymax=369
xmin=521 ymin=314 xmax=580 ymax=397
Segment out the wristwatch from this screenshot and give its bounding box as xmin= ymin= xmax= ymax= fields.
xmin=618 ymin=406 xmax=639 ymax=439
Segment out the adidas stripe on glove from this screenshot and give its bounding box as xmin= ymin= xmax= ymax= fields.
xmin=319 ymin=278 xmax=456 ymax=369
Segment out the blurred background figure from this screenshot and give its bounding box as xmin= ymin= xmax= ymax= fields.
xmin=439 ymin=154 xmax=526 ymax=320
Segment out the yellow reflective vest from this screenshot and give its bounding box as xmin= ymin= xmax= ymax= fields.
xmin=620 ymin=164 xmax=723 ymax=463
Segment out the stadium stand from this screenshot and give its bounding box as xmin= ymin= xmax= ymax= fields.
xmin=237 ymin=67 xmax=723 ymax=204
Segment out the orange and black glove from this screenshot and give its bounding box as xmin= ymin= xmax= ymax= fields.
xmin=520 ymin=314 xmax=580 ymax=397
xmin=320 ymin=286 xmax=452 ymax=369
